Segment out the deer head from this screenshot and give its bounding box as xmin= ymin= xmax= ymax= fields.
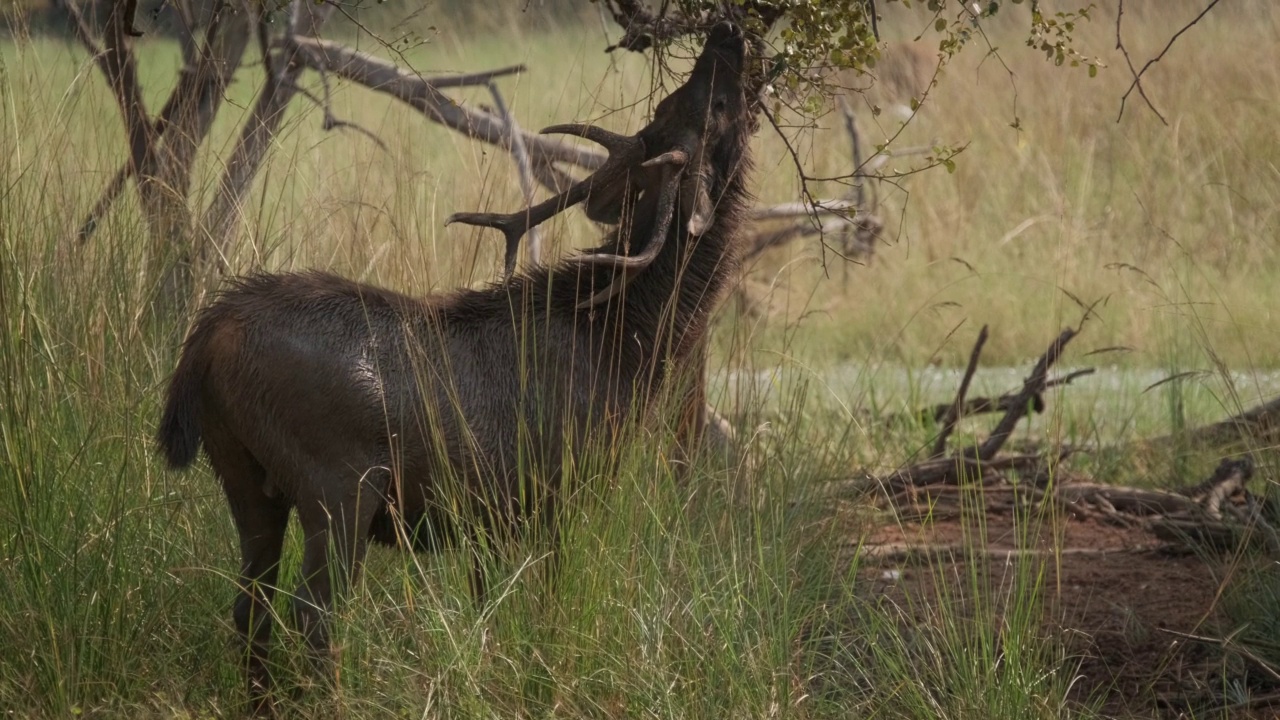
xmin=447 ymin=21 xmax=751 ymax=307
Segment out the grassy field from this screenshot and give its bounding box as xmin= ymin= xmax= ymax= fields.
xmin=2 ymin=1 xmax=1278 ymax=716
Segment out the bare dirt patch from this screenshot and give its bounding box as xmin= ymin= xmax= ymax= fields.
xmin=858 ymin=506 xmax=1279 ymax=718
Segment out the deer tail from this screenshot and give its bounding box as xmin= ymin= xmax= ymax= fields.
xmin=156 ymin=317 xmax=218 ymax=469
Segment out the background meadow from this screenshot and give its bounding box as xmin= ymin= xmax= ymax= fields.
xmin=2 ymin=0 xmax=1277 ymax=715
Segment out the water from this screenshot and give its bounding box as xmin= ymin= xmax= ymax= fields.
xmin=713 ymin=362 xmax=1280 ymax=443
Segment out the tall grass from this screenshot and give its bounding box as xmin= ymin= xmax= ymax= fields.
xmin=1 ymin=2 xmax=1275 ymax=716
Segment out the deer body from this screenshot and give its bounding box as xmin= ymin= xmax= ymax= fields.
xmin=157 ymin=22 xmax=753 ymax=710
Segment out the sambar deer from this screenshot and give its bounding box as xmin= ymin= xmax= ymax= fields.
xmin=157 ymin=21 xmax=754 ymax=710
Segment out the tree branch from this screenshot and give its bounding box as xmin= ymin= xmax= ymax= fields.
xmin=288 ymin=36 xmax=609 ymax=172
xmin=198 ymin=0 xmax=335 ymax=265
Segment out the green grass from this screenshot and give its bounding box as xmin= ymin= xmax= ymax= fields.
xmin=1 ymin=2 xmax=1278 ymax=717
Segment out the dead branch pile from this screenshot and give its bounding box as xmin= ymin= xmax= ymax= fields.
xmin=852 ymin=324 xmax=1280 ymax=560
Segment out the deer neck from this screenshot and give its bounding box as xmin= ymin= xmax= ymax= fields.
xmin=613 ymin=166 xmax=750 ymax=354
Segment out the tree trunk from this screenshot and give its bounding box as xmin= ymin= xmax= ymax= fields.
xmin=198 ymin=0 xmax=334 ymax=266
xmin=149 ymin=7 xmax=252 ymax=306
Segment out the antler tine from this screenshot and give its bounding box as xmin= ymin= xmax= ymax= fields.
xmin=541 ymin=124 xmax=642 ymax=157
xmin=446 ymin=138 xmax=646 ymax=276
xmin=573 ymin=157 xmax=686 ymax=309
xmin=442 ymin=211 xmax=526 ymax=277
xmin=641 ymin=150 xmax=687 ymax=168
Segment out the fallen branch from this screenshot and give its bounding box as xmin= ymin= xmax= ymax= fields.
xmin=857 ymin=542 xmax=1152 ymax=565
xmin=1056 ymin=481 xmax=1203 ymax=517
xmin=917 ymin=367 xmax=1096 ymax=425
xmin=973 ymin=328 xmax=1077 ymax=461
xmin=740 ymin=215 xmax=851 ymax=264
xmin=875 ymin=326 xmax=1083 ymax=492
xmin=1142 ymin=395 xmax=1280 ymax=450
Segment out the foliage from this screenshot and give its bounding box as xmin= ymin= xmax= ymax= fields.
xmin=641 ymin=0 xmax=1105 ymax=110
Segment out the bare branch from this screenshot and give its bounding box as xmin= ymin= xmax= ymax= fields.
xmin=933 ymin=325 xmax=988 ymax=457
xmin=836 ymin=96 xmax=868 ymax=212
xmin=749 ymin=199 xmax=859 ymax=221
xmin=1116 ymin=0 xmax=1222 ymax=124
xmin=426 ymin=65 xmax=526 ymax=89
xmin=282 ymin=67 xmax=389 ymax=152
xmin=289 ymin=37 xmax=607 ymax=172
xmin=973 ymin=328 xmax=1077 ymax=461
xmin=199 ymin=0 xmax=335 ymax=264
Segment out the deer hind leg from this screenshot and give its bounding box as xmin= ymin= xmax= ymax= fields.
xmin=205 ymin=427 xmax=291 ymax=716
xmin=290 ymin=463 xmax=387 ymax=678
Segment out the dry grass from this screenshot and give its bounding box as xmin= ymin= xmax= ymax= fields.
xmin=1 ymin=3 xmax=1277 ymax=715
xmin=6 ymin=2 xmax=1279 ymax=373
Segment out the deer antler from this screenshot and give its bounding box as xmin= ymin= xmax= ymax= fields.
xmin=571 ymin=150 xmax=688 ymax=308
xmin=446 ymin=124 xmax=646 ymax=277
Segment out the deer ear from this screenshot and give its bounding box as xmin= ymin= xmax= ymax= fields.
xmin=685 ymin=181 xmax=714 ymax=236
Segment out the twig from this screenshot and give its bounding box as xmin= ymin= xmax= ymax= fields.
xmin=281 ymin=62 xmax=389 ymax=152
xmin=933 ymin=324 xmax=989 ymax=457
xmin=836 ymin=95 xmax=868 ymax=214
xmin=1116 ymin=0 xmax=1222 ymax=124
xmin=600 ymin=0 xmax=688 ymax=53
xmin=862 ymin=144 xmax=936 ymax=173
xmin=1158 ymin=628 xmax=1280 ymax=685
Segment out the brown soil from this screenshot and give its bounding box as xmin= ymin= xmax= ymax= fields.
xmin=858 ymin=505 xmax=1280 ymax=718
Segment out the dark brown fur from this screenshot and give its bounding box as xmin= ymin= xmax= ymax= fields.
xmin=157 ymin=22 xmax=754 ymax=711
